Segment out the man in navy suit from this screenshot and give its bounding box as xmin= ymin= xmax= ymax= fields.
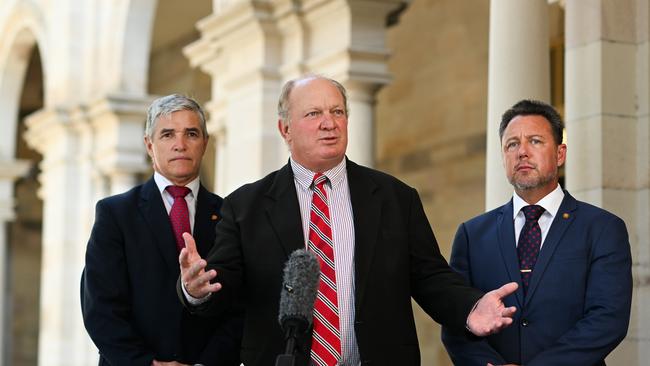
xmin=442 ymin=99 xmax=632 ymax=366
xmin=81 ymin=94 xmax=242 ymax=366
xmin=176 ymin=75 xmax=521 ymax=366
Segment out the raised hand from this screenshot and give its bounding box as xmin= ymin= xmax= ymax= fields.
xmin=178 ymin=232 xmax=220 ymax=298
xmin=467 ymin=282 xmax=518 ymax=336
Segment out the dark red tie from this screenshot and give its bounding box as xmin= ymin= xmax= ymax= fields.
xmin=166 ymin=185 xmax=191 ymax=252
xmin=307 ymin=173 xmax=341 ymax=366
xmin=517 ymin=205 xmax=545 ymax=295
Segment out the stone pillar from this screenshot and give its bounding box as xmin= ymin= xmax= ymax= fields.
xmin=24 ymin=108 xmax=97 ymax=366
xmin=87 ymin=93 xmax=153 ymax=196
xmin=565 ymin=0 xmax=648 ymax=363
xmin=486 ymin=0 xmax=550 ymax=210
xmin=185 ymin=1 xmax=285 ymax=194
xmin=0 ymin=159 xmax=30 ymax=366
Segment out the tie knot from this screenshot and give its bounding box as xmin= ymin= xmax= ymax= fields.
xmin=312 ymin=173 xmax=328 ymax=189
xmin=166 ymin=185 xmax=191 ymax=199
xmin=522 ymin=205 xmax=544 ymax=222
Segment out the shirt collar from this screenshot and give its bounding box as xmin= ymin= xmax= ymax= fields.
xmin=512 ymin=183 xmax=564 ymax=219
xmin=290 ymin=157 xmax=347 ymax=190
xmin=153 ymin=171 xmax=200 ymax=198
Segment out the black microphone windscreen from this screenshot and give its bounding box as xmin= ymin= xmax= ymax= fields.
xmin=278 ymin=249 xmax=320 ymax=332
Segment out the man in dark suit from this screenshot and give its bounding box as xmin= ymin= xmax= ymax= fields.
xmin=81 ymin=94 xmax=242 ymax=366
xmin=441 ymin=99 xmax=633 ymax=366
xmin=178 ymin=75 xmax=519 ymax=366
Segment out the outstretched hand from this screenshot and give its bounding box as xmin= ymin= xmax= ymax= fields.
xmin=467 ymin=282 xmax=518 ymax=336
xmin=178 ymin=232 xmax=221 ymax=298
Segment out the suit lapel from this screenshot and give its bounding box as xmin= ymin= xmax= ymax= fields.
xmin=266 ymin=163 xmax=305 ymax=257
xmin=496 ymin=200 xmax=524 ymax=307
xmin=193 ymin=185 xmax=222 ymax=257
xmin=347 ymin=160 xmax=381 ymax=311
xmin=525 ymin=191 xmax=577 ymax=305
xmin=138 ymin=178 xmax=179 ymax=272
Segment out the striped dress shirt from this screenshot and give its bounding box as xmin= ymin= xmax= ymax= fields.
xmin=291 ymin=157 xmax=360 ymax=366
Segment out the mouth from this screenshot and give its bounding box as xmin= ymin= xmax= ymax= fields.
xmin=516 ymin=164 xmax=535 ymax=172
xmin=170 ymin=157 xmax=191 ymax=162
xmin=319 ymin=136 xmax=339 ymax=143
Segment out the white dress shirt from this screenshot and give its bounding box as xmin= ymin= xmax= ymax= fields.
xmin=512 ymin=184 xmax=565 ymax=248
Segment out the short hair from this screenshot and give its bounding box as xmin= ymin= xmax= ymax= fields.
xmin=499 ymin=99 xmax=564 ymax=145
xmin=277 ymin=75 xmax=349 ymax=125
xmin=145 ymin=94 xmax=208 ymax=139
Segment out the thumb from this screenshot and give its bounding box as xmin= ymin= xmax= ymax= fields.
xmin=492 ymin=282 xmax=518 ymax=298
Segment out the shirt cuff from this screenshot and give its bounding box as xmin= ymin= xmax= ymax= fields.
xmin=182 ymin=281 xmax=212 ymax=305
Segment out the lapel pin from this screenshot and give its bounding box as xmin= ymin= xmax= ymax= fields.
xmin=211 ymin=214 xmax=219 ymax=221
xmin=562 ymin=213 xmax=570 ymax=219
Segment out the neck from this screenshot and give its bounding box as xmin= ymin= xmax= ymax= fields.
xmin=515 ymin=182 xmax=558 ymax=205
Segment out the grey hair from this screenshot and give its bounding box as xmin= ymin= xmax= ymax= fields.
xmin=145 ymin=94 xmax=208 ymax=139
xmin=277 ymin=75 xmax=349 ymax=125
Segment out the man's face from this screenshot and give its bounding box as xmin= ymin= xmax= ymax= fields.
xmin=501 ymin=114 xmax=566 ymax=195
xmin=144 ymin=109 xmax=208 ymax=186
xmin=278 ymin=78 xmax=348 ymax=172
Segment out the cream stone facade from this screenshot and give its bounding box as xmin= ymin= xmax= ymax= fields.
xmin=0 ymin=0 xmax=646 ymax=365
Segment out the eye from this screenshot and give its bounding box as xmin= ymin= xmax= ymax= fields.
xmin=160 ymin=131 xmax=173 ymax=139
xmin=187 ymin=131 xmax=199 ymax=138
xmin=505 ymin=141 xmax=518 ymax=151
xmin=332 ymin=109 xmax=345 ymax=116
xmin=306 ymin=111 xmax=320 ymax=118
xmin=531 ymin=138 xmax=542 ymax=145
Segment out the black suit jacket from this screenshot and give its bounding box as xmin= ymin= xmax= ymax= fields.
xmin=181 ymin=160 xmax=482 ymax=365
xmin=81 ymin=177 xmax=242 ymax=366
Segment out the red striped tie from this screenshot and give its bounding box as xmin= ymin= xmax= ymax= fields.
xmin=308 ymin=173 xmax=341 ymax=365
xmin=166 ymin=185 xmax=191 ymax=252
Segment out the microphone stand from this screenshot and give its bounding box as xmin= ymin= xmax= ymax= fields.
xmin=275 ymin=318 xmax=305 ymax=366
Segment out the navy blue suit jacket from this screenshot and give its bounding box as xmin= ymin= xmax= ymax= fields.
xmin=81 ymin=177 xmax=242 ymax=365
xmin=442 ymin=191 xmax=632 ymax=366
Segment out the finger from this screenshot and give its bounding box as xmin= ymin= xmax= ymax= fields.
xmin=179 ymin=247 xmax=190 ymax=268
xmin=502 ymin=306 xmax=517 ymax=317
xmin=492 ymin=282 xmax=518 ymax=298
xmin=182 ymin=232 xmax=199 ymax=255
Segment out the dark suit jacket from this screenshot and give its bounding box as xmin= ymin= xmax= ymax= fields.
xmin=441 ymin=191 xmax=632 ymax=366
xmin=180 ymin=159 xmax=483 ymax=366
xmin=81 ymin=177 xmax=242 ymax=366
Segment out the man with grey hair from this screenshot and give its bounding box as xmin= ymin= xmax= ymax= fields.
xmin=81 ymin=94 xmax=242 ymax=366
xmin=178 ymin=76 xmax=519 ymax=366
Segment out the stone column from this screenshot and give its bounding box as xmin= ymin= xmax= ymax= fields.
xmin=486 ymin=0 xmax=550 ymax=210
xmin=87 ymin=93 xmax=153 ymax=196
xmin=0 ymin=159 xmax=30 ymax=366
xmin=24 ymin=107 xmax=97 ymax=366
xmin=565 ymin=0 xmax=647 ymax=363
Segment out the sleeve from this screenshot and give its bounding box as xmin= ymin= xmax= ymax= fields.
xmin=197 ymin=308 xmax=244 ymax=366
xmin=407 ymin=188 xmax=484 ymax=333
xmin=440 ymin=223 xmax=508 ymax=366
xmin=526 ymin=215 xmax=633 ymax=366
xmin=80 ymin=200 xmax=154 ymax=366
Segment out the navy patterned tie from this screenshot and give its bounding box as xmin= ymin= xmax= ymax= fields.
xmin=517 ymin=205 xmax=545 ymax=295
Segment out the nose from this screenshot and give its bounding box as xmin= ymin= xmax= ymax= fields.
xmin=517 ymin=141 xmax=530 ymax=158
xmin=320 ymin=112 xmax=335 ymax=130
xmin=173 ymin=135 xmax=187 ymax=151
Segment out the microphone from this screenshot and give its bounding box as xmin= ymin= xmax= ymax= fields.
xmin=275 ymin=249 xmax=320 ymax=366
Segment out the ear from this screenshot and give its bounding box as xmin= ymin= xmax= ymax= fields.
xmin=557 ymin=143 xmax=567 ymax=167
xmin=144 ymin=135 xmax=154 ymax=158
xmin=278 ymin=119 xmax=290 ymax=141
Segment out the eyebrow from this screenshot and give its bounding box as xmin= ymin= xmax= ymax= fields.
xmin=158 ymin=127 xmax=201 ymax=134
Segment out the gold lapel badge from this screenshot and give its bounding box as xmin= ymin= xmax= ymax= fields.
xmin=211 ymin=214 xmax=219 ymax=221
xmin=562 ymin=213 xmax=570 ymax=219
